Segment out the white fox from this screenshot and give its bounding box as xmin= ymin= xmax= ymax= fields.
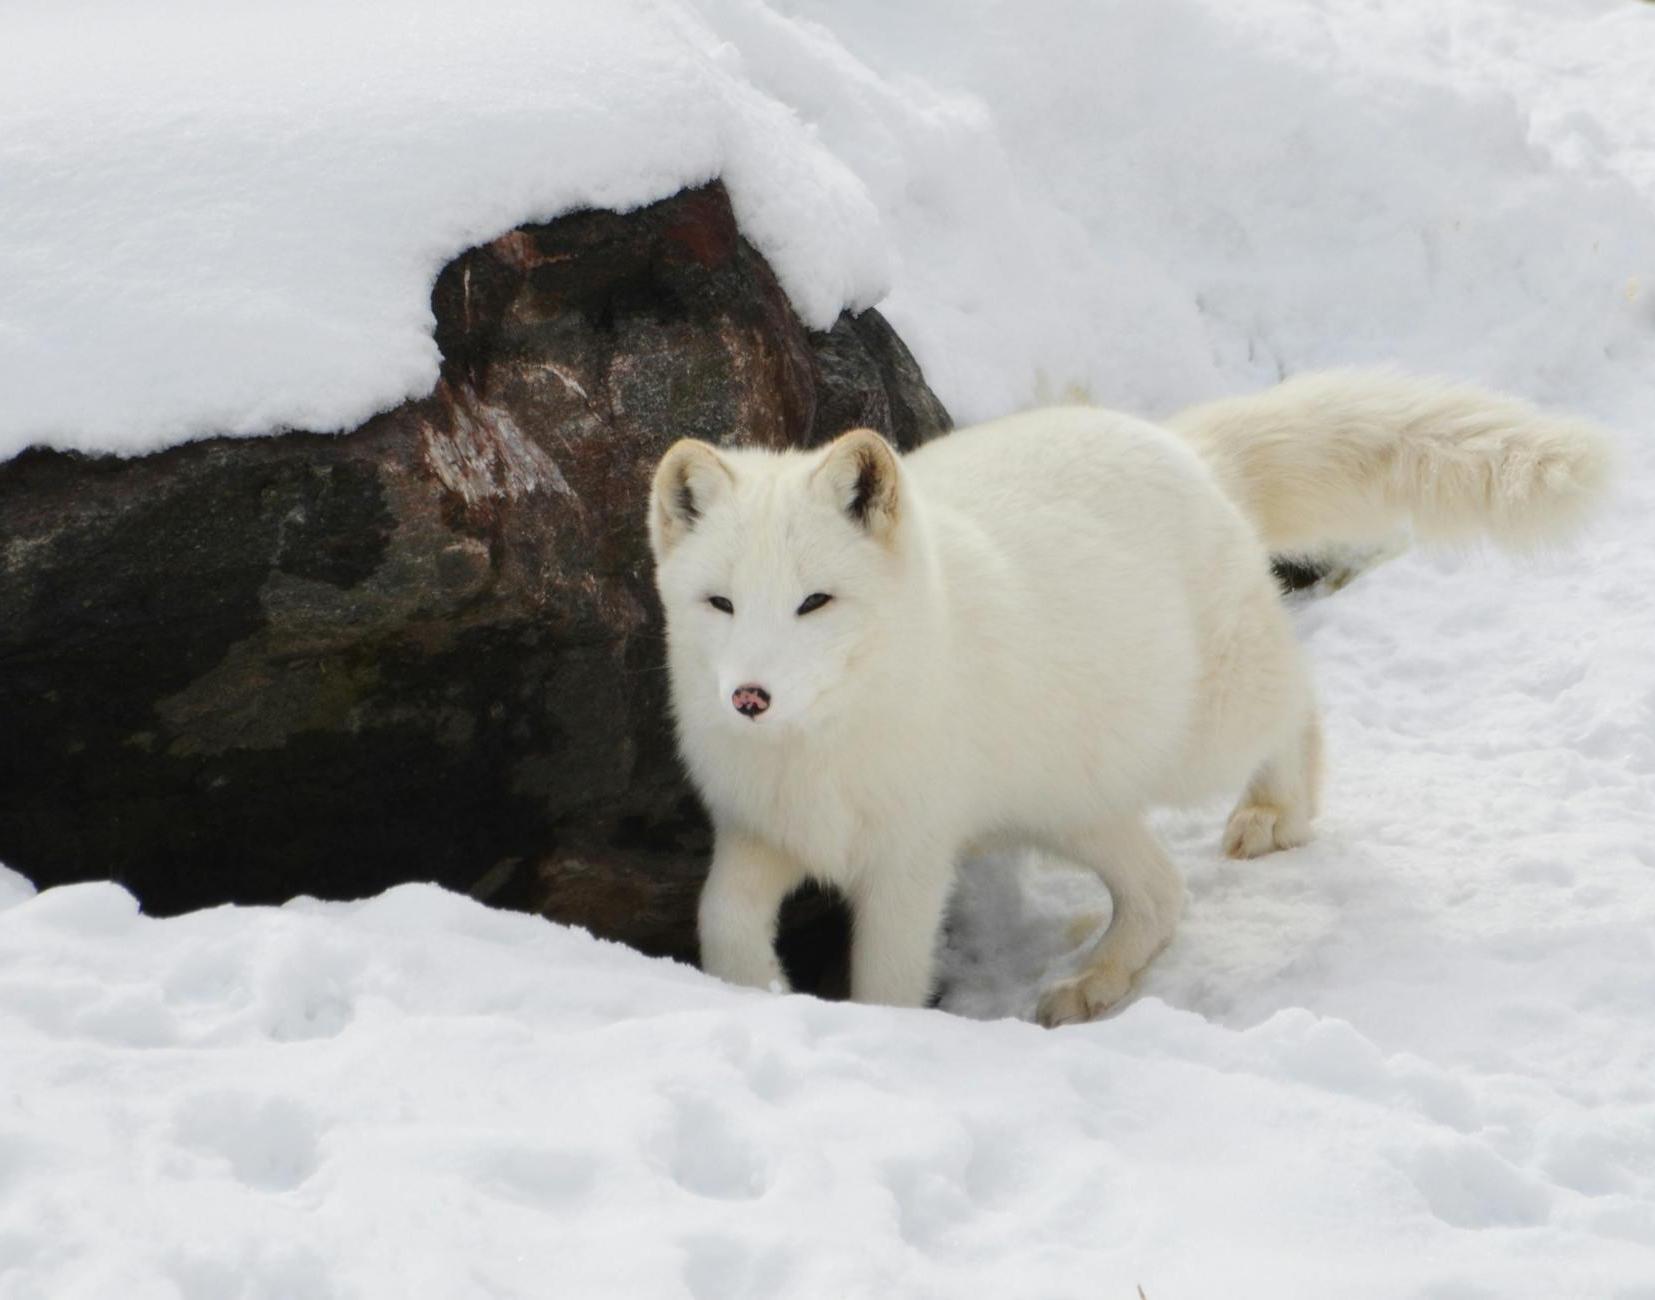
xmin=647 ymin=371 xmax=1610 ymax=1025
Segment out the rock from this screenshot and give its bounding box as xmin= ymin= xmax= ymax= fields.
xmin=0 ymin=181 xmax=948 ymax=970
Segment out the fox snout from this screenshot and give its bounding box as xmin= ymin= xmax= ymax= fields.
xmin=731 ymin=685 xmax=771 ymax=719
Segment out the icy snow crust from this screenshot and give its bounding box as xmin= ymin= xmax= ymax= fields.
xmin=5 ymin=0 xmax=1655 ymax=1295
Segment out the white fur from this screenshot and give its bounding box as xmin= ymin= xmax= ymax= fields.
xmin=647 ymin=371 xmax=1612 ymax=1024
xmin=1169 ymin=369 xmax=1613 ymax=555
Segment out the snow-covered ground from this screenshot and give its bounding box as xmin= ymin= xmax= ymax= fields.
xmin=4 ymin=0 xmax=1655 ymax=1296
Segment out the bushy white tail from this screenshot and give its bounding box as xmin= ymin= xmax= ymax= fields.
xmin=1168 ymin=370 xmax=1614 ymax=555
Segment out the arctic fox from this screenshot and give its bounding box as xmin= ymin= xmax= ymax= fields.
xmin=647 ymin=371 xmax=1610 ymax=1025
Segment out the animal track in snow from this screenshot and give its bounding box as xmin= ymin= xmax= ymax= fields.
xmin=1404 ymin=1139 xmax=1551 ymax=1229
xmin=172 ymin=1092 xmax=324 ymax=1192
xmin=883 ymin=1121 xmax=1019 ymax=1253
xmin=885 ymin=1155 xmax=981 ymax=1252
xmin=254 ymin=935 xmax=359 ymax=1042
xmin=708 ymin=1017 xmax=800 ymax=1104
xmin=665 ymin=1094 xmax=768 ymax=1200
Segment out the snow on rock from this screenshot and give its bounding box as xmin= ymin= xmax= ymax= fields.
xmin=0 ymin=0 xmax=888 ymax=459
xmin=4 ymin=0 xmax=1653 ymax=458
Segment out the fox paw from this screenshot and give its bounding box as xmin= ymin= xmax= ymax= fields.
xmin=1222 ymin=804 xmax=1311 ymax=859
xmin=1035 ymin=966 xmax=1133 ymax=1028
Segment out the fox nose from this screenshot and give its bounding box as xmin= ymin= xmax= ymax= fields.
xmin=731 ymin=684 xmax=771 ymax=719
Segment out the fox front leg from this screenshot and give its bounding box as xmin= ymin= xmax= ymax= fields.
xmin=849 ymin=853 xmax=955 ymax=1008
xmin=698 ymin=828 xmax=807 ymax=993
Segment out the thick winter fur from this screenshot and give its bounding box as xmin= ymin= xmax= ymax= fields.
xmin=1169 ymin=369 xmax=1612 ymax=555
xmin=647 ymin=372 xmax=1610 ymax=1025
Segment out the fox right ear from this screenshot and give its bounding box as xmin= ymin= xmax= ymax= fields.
xmin=649 ymin=440 xmax=733 ymax=557
xmin=813 ymin=427 xmax=902 ymax=543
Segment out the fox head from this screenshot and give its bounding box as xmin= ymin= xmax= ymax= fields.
xmin=647 ymin=428 xmax=908 ymax=735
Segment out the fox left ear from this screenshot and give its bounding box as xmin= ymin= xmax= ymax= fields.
xmin=649 ymin=439 xmax=734 ymax=558
xmin=814 ymin=428 xmax=902 ymax=542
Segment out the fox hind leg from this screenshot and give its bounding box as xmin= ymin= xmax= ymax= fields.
xmin=1223 ymin=705 xmax=1323 ymax=859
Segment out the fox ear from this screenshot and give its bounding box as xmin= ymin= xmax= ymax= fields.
xmin=649 ymin=439 xmax=733 ymax=557
xmin=814 ymin=428 xmax=902 ymax=542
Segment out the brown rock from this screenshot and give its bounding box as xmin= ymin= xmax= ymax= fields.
xmin=0 ymin=181 xmax=949 ymax=971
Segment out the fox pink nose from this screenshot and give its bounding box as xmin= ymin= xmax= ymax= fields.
xmin=731 ymin=685 xmax=771 ymax=718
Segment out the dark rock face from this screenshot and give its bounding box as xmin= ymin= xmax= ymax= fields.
xmin=0 ymin=181 xmax=948 ymax=966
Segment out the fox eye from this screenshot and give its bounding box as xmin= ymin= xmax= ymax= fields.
xmin=707 ymin=596 xmax=734 ymax=614
xmin=796 ymin=592 xmax=833 ymax=616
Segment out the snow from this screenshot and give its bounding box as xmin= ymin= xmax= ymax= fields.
xmin=5 ymin=0 xmax=1655 ymax=1296
xmin=0 ymin=0 xmax=889 ymax=458
xmin=4 ymin=871 xmax=1651 ymax=1297
xmin=5 ymin=0 xmax=1654 ymax=459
